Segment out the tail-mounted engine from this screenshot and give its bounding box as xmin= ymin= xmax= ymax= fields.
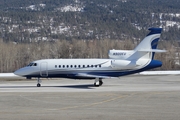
xmin=111 ymin=59 xmax=137 ymax=69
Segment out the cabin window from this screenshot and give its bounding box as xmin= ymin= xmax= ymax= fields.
xmin=55 ymin=65 xmax=57 ymax=68
xmin=59 ymin=65 xmax=61 ymax=68
xmin=63 ymin=65 xmax=65 ymax=68
xmin=28 ymin=63 xmax=33 ymax=66
xmin=70 ymin=65 xmax=73 ymax=68
xmin=91 ymin=65 xmax=93 ymax=67
xmin=95 ymin=65 xmax=97 ymax=68
xmin=67 ymin=65 xmax=69 ymax=68
xmin=99 ymin=65 xmax=101 ymax=67
xmin=87 ymin=65 xmax=89 ymax=67
xmin=83 ymin=65 xmax=85 ymax=68
xmin=27 ymin=63 xmax=37 ymax=67
xmin=74 ymin=65 xmax=77 ymax=68
xmin=78 ymin=65 xmax=81 ymax=68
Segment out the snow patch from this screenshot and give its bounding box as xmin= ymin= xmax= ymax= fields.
xmin=59 ymin=5 xmax=84 ymax=12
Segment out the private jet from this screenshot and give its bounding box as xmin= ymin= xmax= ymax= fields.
xmin=14 ymin=28 xmax=165 ymax=87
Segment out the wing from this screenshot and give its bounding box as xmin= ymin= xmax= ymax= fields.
xmin=75 ymin=73 xmax=116 ymax=79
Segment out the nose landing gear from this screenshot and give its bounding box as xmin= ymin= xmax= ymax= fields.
xmin=37 ymin=78 xmax=41 ymax=87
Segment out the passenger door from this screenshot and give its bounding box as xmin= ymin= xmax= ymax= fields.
xmin=40 ymin=62 xmax=48 ymax=77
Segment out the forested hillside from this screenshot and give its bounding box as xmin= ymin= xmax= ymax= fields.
xmin=0 ymin=0 xmax=180 ymax=42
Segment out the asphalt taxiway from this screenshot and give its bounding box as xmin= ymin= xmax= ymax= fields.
xmin=0 ymin=75 xmax=180 ymax=120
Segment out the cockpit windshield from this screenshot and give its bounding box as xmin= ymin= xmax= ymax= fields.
xmin=27 ymin=63 xmax=37 ymax=67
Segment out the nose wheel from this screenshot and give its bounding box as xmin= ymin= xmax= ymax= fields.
xmin=37 ymin=78 xmax=41 ymax=87
xmin=37 ymin=83 xmax=41 ymax=87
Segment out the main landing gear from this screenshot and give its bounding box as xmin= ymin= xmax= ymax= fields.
xmin=37 ymin=77 xmax=41 ymax=87
xmin=94 ymin=78 xmax=103 ymax=87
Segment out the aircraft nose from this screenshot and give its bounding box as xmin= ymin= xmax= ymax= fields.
xmin=14 ymin=69 xmax=22 ymax=76
xmin=14 ymin=68 xmax=27 ymax=76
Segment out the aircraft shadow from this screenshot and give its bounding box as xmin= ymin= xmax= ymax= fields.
xmin=44 ymin=84 xmax=95 ymax=89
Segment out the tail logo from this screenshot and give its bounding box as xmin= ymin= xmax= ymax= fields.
xmin=151 ymin=38 xmax=159 ymax=49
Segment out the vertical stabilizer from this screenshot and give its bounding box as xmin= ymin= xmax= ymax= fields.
xmin=135 ymin=28 xmax=162 ymax=51
xmin=134 ymin=28 xmax=163 ymax=60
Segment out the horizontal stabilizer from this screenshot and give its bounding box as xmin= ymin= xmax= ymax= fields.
xmin=137 ymin=49 xmax=166 ymax=53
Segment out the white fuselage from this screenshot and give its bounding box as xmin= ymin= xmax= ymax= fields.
xmin=14 ymin=58 xmax=153 ymax=79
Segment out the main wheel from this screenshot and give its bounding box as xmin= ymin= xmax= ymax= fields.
xmin=94 ymin=83 xmax=100 ymax=87
xmin=37 ymin=83 xmax=41 ymax=87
